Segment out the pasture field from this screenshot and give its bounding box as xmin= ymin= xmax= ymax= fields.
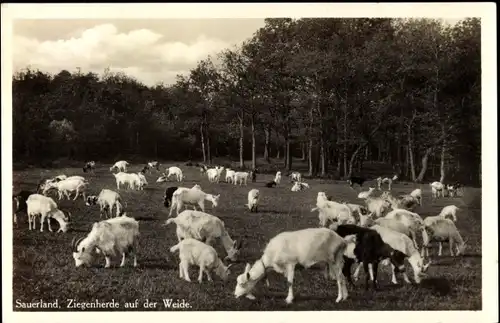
xmin=12 ymin=163 xmax=482 ymax=311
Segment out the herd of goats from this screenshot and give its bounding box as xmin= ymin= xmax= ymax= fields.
xmin=12 ymin=159 xmax=468 ymax=305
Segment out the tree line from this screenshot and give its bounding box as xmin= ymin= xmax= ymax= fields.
xmin=12 ymin=18 xmax=481 ymax=185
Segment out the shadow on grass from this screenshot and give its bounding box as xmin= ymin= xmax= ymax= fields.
xmin=418 ymin=277 xmax=453 ymax=296
xmin=133 ymin=216 xmax=158 ymax=221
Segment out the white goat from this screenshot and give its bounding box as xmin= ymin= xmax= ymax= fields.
xmin=274 ymin=171 xmax=282 ymax=184
xmin=233 ymin=172 xmax=249 ymax=185
xmin=364 ymin=196 xmax=392 ymax=218
xmin=43 ymin=177 xmax=88 ymax=201
xmin=169 ymin=187 xmax=220 ymax=216
xmin=311 ymin=192 xmax=354 ymax=226
xmin=110 ymin=160 xmax=129 ymax=173
xmin=164 ymin=166 xmax=184 ymax=182
xmin=86 ymin=189 xmax=124 ymax=218
xmin=225 ymin=169 xmax=236 ymax=184
xmin=438 ymin=205 xmax=460 ymax=222
xmin=365 ymin=225 xmax=431 ymax=284
xmin=430 ymin=181 xmax=445 ymax=198
xmin=72 ymin=214 xmax=139 ymax=268
xmin=113 ymin=172 xmax=140 ymax=190
xmin=358 ymin=187 xmax=375 ymax=199
xmin=422 ymin=218 xmax=466 ymax=257
xmin=291 ymin=181 xmax=309 ymax=192
xmin=246 ymin=189 xmax=260 ymax=212
xmin=410 ymin=188 xmax=423 ymax=206
xmin=26 ymin=194 xmax=70 ymax=233
xmin=170 ymin=238 xmax=233 ymax=283
xmin=289 ymin=171 xmax=302 ymax=182
xmin=384 ymin=208 xmax=427 ymax=249
xmin=206 ymin=168 xmax=219 ymax=183
xmin=233 ymin=228 xmax=348 ymax=304
xmin=164 ymin=210 xmax=242 ymax=261
xmin=341 ymin=202 xmax=368 ymax=223
xmin=381 ymin=191 xmax=419 ymax=211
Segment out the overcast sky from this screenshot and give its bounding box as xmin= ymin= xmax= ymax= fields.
xmin=13 ymin=18 xmax=464 ymax=87
xmin=13 ymin=19 xmax=266 ymax=86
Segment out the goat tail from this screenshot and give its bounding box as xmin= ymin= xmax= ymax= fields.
xmin=169 ymin=243 xmax=180 ymax=253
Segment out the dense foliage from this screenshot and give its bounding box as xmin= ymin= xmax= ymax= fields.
xmin=12 ymin=18 xmax=481 ymax=184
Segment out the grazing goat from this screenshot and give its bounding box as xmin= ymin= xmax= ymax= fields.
xmin=265 ymin=180 xmax=277 ymax=188
xmin=364 ymin=196 xmax=391 ymax=218
xmin=72 ymin=214 xmax=139 ymax=268
xmin=274 ymin=171 xmax=282 ymax=184
xmin=291 ymin=181 xmax=309 ymax=192
xmin=86 ymin=189 xmax=124 ymax=218
xmin=289 ymin=171 xmax=302 ymax=183
xmin=410 ymin=188 xmax=423 ymax=205
xmin=147 ymin=161 xmax=160 ymax=171
xmin=137 ymin=173 xmax=148 ymax=190
xmin=430 ymin=181 xmax=445 ymax=198
xmin=163 ymin=166 xmax=184 ymax=182
xmin=43 ymin=177 xmax=89 ymax=201
xmin=377 ymin=174 xmax=398 ymax=190
xmin=169 ymin=187 xmax=220 ymax=216
xmin=26 ymin=194 xmax=70 ymax=233
xmin=368 ymin=225 xmax=431 ymax=284
xmin=358 ymin=187 xmax=375 ymax=199
xmin=381 ymin=191 xmax=419 ymax=211
xmin=13 ymin=190 xmax=35 ymax=226
xmin=233 ymin=228 xmax=348 ymax=304
xmin=83 ymin=161 xmax=96 ymax=174
xmin=384 ymin=208 xmax=427 ymax=250
xmin=164 ymin=210 xmax=242 ymax=261
xmin=438 ymin=205 xmax=460 ymax=222
xmin=170 ymin=238 xmax=233 ymax=283
xmin=36 ymin=175 xmax=67 ymax=193
xmin=225 ymin=169 xmax=236 ymax=183
xmin=347 ymin=176 xmax=366 ymax=188
xmin=311 ymin=192 xmax=354 ymax=227
xmin=333 ymin=225 xmax=407 ymax=290
xmin=422 ymin=218 xmax=466 ymax=257
xmin=233 ymin=172 xmax=250 ymax=186
xmin=246 ymin=189 xmax=260 ymax=212
xmin=113 ymin=172 xmax=141 ymax=190
xmin=110 ymin=160 xmax=129 ymax=173
xmin=163 ymin=186 xmax=179 ymax=208
xmin=340 ymin=201 xmax=368 ymax=223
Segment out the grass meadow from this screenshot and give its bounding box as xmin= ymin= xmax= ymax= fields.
xmin=12 ymin=162 xmax=482 ymax=311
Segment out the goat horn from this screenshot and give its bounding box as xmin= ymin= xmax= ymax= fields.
xmin=71 ymin=236 xmax=77 ymax=250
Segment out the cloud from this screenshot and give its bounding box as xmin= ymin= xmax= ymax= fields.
xmin=13 ymin=23 xmax=233 ymax=86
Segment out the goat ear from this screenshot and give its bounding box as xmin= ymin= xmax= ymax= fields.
xmin=244 ymin=263 xmax=252 ymax=273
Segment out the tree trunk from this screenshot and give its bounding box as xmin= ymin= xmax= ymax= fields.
xmin=439 ymin=131 xmax=446 ymax=183
xmin=308 ymin=138 xmax=313 ymax=176
xmin=238 ymin=114 xmax=244 ymax=168
xmin=200 ymin=123 xmax=206 ymax=163
xmin=286 ymin=137 xmax=292 ymax=171
xmin=264 ymin=126 xmax=270 ymax=163
xmin=343 ymin=105 xmax=348 ymax=178
xmin=251 ymin=115 xmax=256 ymax=170
xmin=320 ymin=137 xmax=326 ymax=176
xmin=416 ymin=148 xmax=433 ymax=182
xmin=407 ymin=125 xmax=416 ymax=181
xmin=347 ymin=144 xmax=364 ymax=178
xmin=276 ymin=148 xmax=280 ymax=159
xmin=206 ymin=130 xmax=211 ymax=164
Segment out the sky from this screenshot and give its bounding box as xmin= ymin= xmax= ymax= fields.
xmin=12 ymin=19 xmax=266 ymax=86
xmin=12 ymin=18 xmax=464 ymax=87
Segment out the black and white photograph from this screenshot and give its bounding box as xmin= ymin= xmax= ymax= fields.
xmin=2 ymin=3 xmax=497 ymax=323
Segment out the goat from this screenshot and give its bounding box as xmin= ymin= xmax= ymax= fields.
xmin=422 ymin=218 xmax=466 ymax=257
xmin=364 ymin=196 xmax=392 ymax=218
xmin=291 ymin=181 xmax=309 ymax=192
xmin=358 ymin=187 xmax=375 ymax=199
xmin=274 ymin=171 xmax=282 ymax=184
xmin=410 ymin=188 xmax=423 ymax=206
xmin=163 ymin=186 xmax=179 ymax=208
xmin=113 ymin=172 xmax=141 ymax=190
xmin=147 ymin=161 xmax=160 ymax=171
xmin=72 ymin=214 xmax=139 ymax=268
xmin=170 ymin=238 xmax=233 ymax=283
xmin=340 ymin=201 xmax=369 ymax=223
xmin=265 ymin=180 xmax=277 ymax=188
xmin=289 ymin=171 xmax=302 ymax=183
xmin=110 ymin=160 xmax=129 ymax=173
xmin=169 ymin=187 xmax=219 ymax=216
xmin=233 ymin=228 xmax=348 ymax=304
xmin=430 ymin=181 xmax=445 ymax=198
xmin=311 ymin=192 xmax=354 ymax=226
xmin=347 ymin=176 xmax=366 ymax=188
xmin=333 ymin=225 xmax=407 ymax=290
xmin=225 ymin=169 xmax=236 ymax=184
xmin=377 ymin=174 xmax=398 ymax=190
xmin=13 ymin=190 xmax=35 ymax=226
xmin=86 ymin=189 xmax=124 ymax=218
xmin=164 ymin=210 xmax=242 ymax=261
xmin=246 ymin=189 xmax=260 ymax=212
xmin=438 ymin=205 xmax=460 ymax=222
xmin=83 ymin=161 xmax=96 ymax=174
xmin=381 ymin=191 xmax=419 ymax=211
xmin=368 ymin=225 xmax=431 ymax=284
xmin=384 ymin=208 xmax=427 ymax=250
xmin=26 ymin=194 xmax=70 ymax=233
xmin=233 ymin=172 xmax=249 ymax=185
xmin=163 ymin=166 xmax=184 ymax=182
xmin=43 ymin=177 xmax=89 ymax=201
